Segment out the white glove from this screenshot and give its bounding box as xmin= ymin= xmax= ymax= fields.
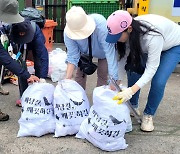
xmin=114 ymin=87 xmax=134 ymax=103
xmin=39 ymin=78 xmax=46 ymax=83
xmin=1 ymin=34 xmax=8 ymax=45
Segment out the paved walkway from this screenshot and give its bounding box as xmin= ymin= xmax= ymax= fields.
xmin=0 ymin=43 xmax=179 ymax=154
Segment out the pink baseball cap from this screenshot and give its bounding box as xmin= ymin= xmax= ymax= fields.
xmin=106 ymin=10 xmax=132 ymax=43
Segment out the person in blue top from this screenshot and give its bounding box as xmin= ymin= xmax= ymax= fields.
xmin=64 ymin=6 xmax=118 ymax=89
xmin=0 ymin=0 xmax=39 ymax=121
xmin=10 ymin=19 xmax=49 ymax=106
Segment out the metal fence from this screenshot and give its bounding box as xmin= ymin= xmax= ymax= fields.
xmin=18 ymin=0 xmax=67 ymax=43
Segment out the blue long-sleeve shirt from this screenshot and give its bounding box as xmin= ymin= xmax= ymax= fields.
xmin=27 ymin=24 xmax=48 ymax=78
xmin=64 ymin=14 xmax=119 ymax=80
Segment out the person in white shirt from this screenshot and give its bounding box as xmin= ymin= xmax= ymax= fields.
xmin=106 ymin=10 xmax=180 ymax=132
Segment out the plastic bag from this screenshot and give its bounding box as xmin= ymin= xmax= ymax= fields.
xmin=17 ymin=83 xmax=55 ymax=137
xmin=48 ymin=48 xmax=67 ymax=82
xmin=53 ymin=79 xmax=90 ymax=137
xmin=76 ymin=86 xmax=132 ymax=151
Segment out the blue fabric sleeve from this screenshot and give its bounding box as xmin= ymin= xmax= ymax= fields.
xmin=94 ymin=15 xmax=119 ymax=80
xmin=64 ymin=33 xmax=81 ymax=67
xmin=0 ymin=42 xmax=30 ymax=79
xmin=29 ymin=25 xmax=49 ymax=78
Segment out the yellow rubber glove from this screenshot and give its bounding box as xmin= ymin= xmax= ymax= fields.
xmin=113 ymin=96 xmax=124 ymax=104
xmin=113 ymin=87 xmax=134 ymax=104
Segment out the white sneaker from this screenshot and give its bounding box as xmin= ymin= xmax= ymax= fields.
xmin=140 ymin=115 xmax=154 ymax=132
xmin=130 ymin=108 xmax=141 ymax=117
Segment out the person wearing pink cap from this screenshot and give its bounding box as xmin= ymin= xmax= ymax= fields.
xmin=106 ymin=10 xmax=180 ymax=132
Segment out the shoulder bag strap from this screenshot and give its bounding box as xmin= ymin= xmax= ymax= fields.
xmin=88 ymin=35 xmax=93 ymax=63
xmin=30 ymin=21 xmax=36 ymax=34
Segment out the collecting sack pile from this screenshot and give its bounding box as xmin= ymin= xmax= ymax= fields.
xmin=53 ymin=79 xmax=90 ymax=137
xmin=76 ymin=86 xmax=132 ymax=151
xmin=17 ymin=83 xmax=55 ymax=137
xmin=48 ymin=48 xmax=67 ymax=82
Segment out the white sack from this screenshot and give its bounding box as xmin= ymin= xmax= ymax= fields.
xmin=76 ymin=86 xmax=132 ymax=151
xmin=17 ymin=83 xmax=55 ymax=137
xmin=53 ymin=79 xmax=90 ymax=137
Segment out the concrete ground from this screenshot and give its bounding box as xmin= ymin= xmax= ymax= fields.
xmin=0 ymin=44 xmax=180 ymax=154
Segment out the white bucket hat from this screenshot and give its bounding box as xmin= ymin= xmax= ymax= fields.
xmin=0 ymin=0 xmax=24 ymax=24
xmin=64 ymin=6 xmax=95 ymax=40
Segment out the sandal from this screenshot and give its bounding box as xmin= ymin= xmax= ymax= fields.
xmin=16 ymin=99 xmax=22 ymax=107
xmin=0 ymin=109 xmax=9 ymax=121
xmin=0 ymin=86 xmax=9 ymax=95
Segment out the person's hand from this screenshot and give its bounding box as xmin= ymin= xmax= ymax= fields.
xmin=113 ymin=87 xmax=134 ymax=104
xmin=109 ymin=83 xmax=117 ymax=91
xmin=65 ymin=63 xmax=75 ymax=79
xmin=109 ymin=80 xmax=121 ymax=91
xmin=39 ymin=78 xmax=46 ymax=83
xmin=27 ymin=75 xmax=40 ymax=83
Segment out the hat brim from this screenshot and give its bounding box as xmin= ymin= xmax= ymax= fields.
xmin=106 ymin=32 xmax=122 ymax=43
xmin=11 ymin=32 xmax=34 ymax=44
xmin=0 ymin=12 xmax=24 ymax=24
xmin=10 ymin=23 xmax=34 ymax=44
xmin=64 ymin=15 xmax=96 ymax=40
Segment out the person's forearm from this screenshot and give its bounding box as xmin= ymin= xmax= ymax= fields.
xmin=131 ymin=84 xmax=140 ymax=94
xmin=0 ymin=48 xmax=30 ymax=79
xmin=65 ymin=63 xmax=75 ymax=79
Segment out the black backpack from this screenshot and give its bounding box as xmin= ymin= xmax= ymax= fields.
xmin=20 ymin=7 xmax=46 ymax=29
